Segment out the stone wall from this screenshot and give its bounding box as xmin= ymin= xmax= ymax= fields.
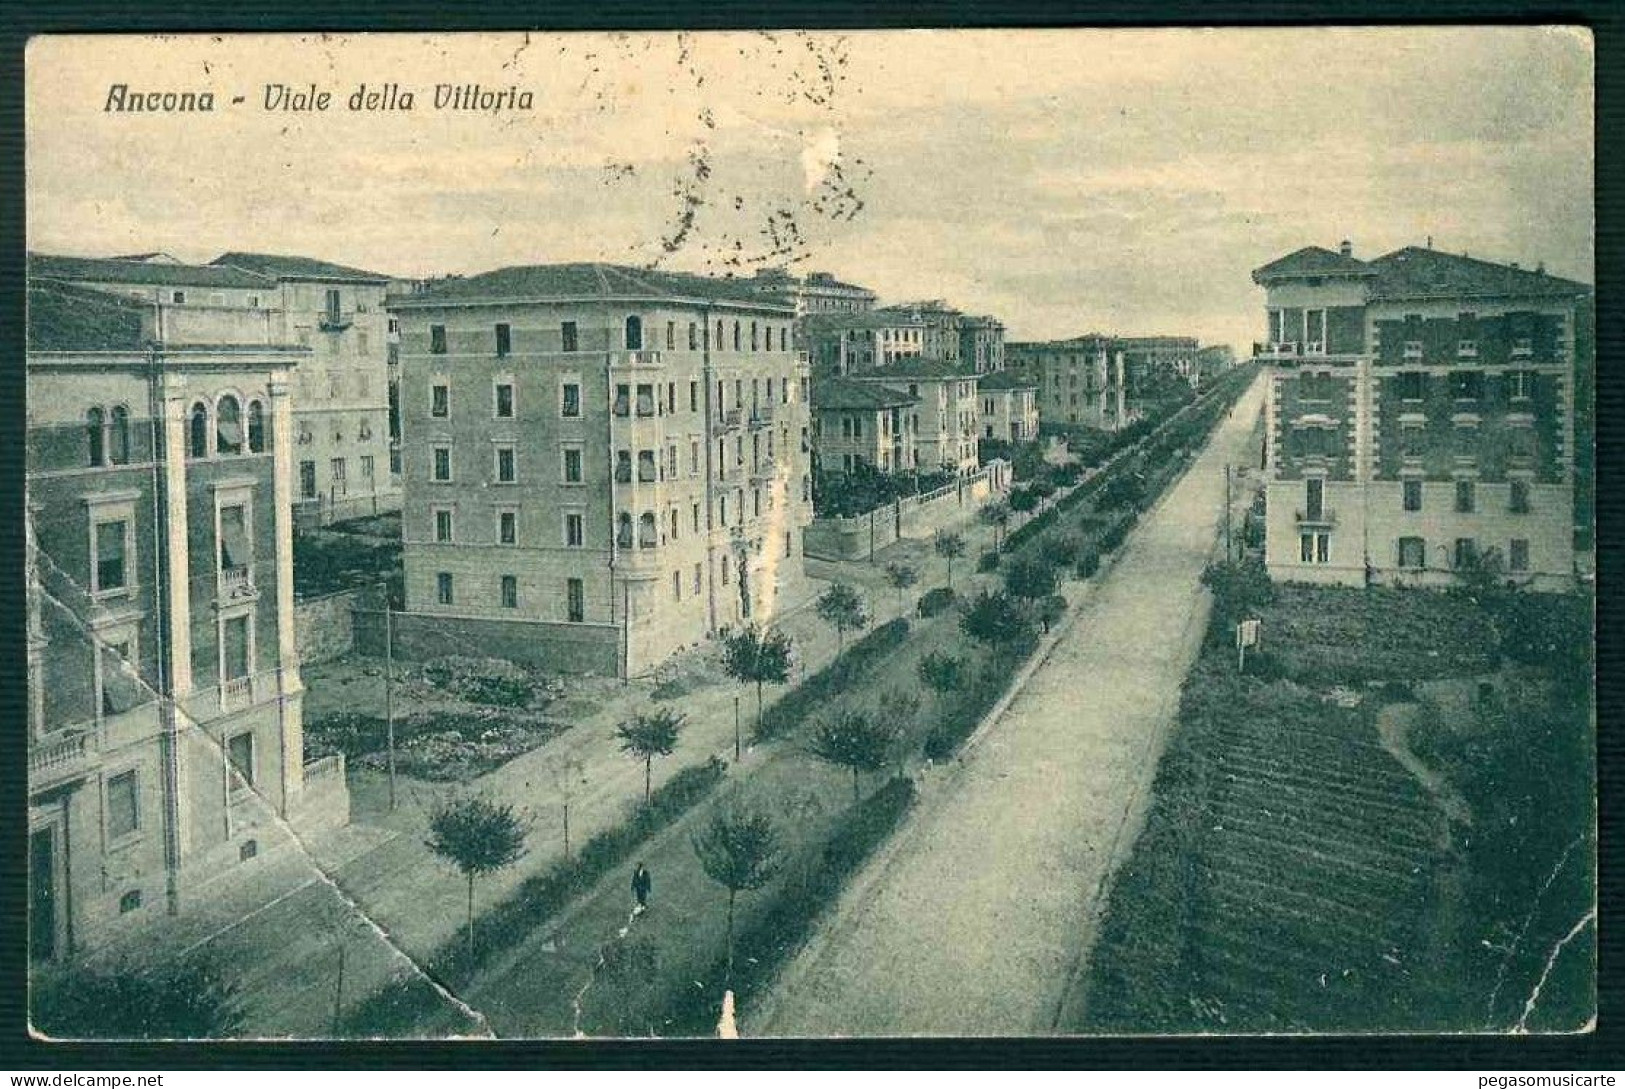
xmin=803 ymin=460 xmax=1012 ymax=561
xmin=293 ymin=587 xmax=372 ymax=665
xmin=356 ymin=609 xmax=622 ymax=677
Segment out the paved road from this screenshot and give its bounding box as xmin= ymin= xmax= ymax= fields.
xmin=755 ymin=376 xmax=1266 ymax=1037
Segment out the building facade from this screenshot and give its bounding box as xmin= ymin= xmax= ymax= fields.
xmin=848 ymin=363 xmax=981 ymax=474
xmin=390 ymin=264 xmax=814 ymax=677
xmin=803 ymin=311 xmax=927 ymax=376
xmin=1194 ymin=344 xmax=1237 ymax=389
xmin=212 ymin=254 xmax=399 ymax=524
xmin=1007 ymin=335 xmax=1131 ymax=431
xmin=959 ymin=315 xmax=1007 ymax=374
xmin=750 ymin=267 xmax=878 ymax=316
xmin=810 ymin=378 xmax=919 ymax=474
xmin=27 ymin=282 xmax=346 ymax=963
xmin=976 ymin=371 xmax=1041 ymax=443
xmin=1253 ymin=242 xmax=1589 ymax=590
xmin=1117 ymin=335 xmax=1200 ymax=397
xmin=877 ymin=301 xmax=963 ymax=366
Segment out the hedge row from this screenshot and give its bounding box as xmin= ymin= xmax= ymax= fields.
xmin=657 ymin=775 xmax=920 ymax=1035
xmin=923 ymin=643 xmax=1033 ymax=762
xmin=754 ymin=619 xmax=911 ymax=741
xmin=341 ymin=756 xmax=729 ymax=1036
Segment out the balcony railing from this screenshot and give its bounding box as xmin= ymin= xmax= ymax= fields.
xmin=751 ymin=404 xmax=776 ymax=426
xmin=1295 ymin=508 xmax=1338 ymax=528
xmin=221 ymin=675 xmax=253 ymax=707
xmin=220 ymin=565 xmax=255 ymax=600
xmin=319 ymin=310 xmax=354 ymax=332
xmin=29 ymin=726 xmax=99 ymax=789
xmin=305 ymin=752 xmax=346 ymax=785
xmin=721 ymin=407 xmax=744 ymax=429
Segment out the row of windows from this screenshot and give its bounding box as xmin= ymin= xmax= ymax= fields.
xmin=435 ymin=571 xmax=586 ymax=620
xmin=296 ymin=417 xmax=377 ymax=445
xmin=297 ymin=456 xmax=378 ymax=499
xmin=1399 ymin=479 xmax=1534 ymax=514
xmin=425 ymin=427 xmax=805 ymax=488
xmin=187 ymin=397 xmax=268 ymax=460
xmin=1387 ymin=370 xmax=1539 ymax=402
xmin=427 ymin=316 xmax=794 ymax=357
xmin=90 ymin=504 xmax=258 ymax=597
xmin=1296 ymin=533 xmax=1534 ymax=573
xmin=1290 ymin=421 xmax=1539 ymax=461
xmin=425 ymin=375 xmax=803 ymax=423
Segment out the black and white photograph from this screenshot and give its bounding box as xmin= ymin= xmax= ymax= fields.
xmin=21 ymin=27 xmax=1596 ymax=1041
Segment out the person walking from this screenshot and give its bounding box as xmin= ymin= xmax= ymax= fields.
xmin=631 ymin=862 xmax=652 ymax=913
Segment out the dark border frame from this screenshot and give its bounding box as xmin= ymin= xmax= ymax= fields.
xmin=0 ymin=0 xmax=1619 ymax=1070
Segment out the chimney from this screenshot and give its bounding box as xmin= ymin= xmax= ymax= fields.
xmin=1426 ymin=235 xmax=1434 ymax=249
xmin=1339 ymin=239 xmax=1353 ymax=257
xmin=1510 ymin=262 xmax=1520 ymax=270
xmin=1537 ymin=261 xmax=1546 ymax=275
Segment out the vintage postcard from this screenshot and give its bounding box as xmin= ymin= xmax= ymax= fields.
xmin=23 ymin=28 xmax=1595 ymax=1039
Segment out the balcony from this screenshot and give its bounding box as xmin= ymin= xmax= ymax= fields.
xmin=721 ymin=407 xmax=744 ymax=430
xmin=221 ymin=675 xmax=254 ymax=709
xmin=29 ymin=726 xmax=99 ymax=791
xmin=219 ymin=565 xmax=256 ymax=601
xmin=1295 ymin=508 xmax=1338 ymax=528
xmin=611 ymin=350 xmax=664 ymax=369
xmin=750 ymin=404 xmax=776 ymax=427
xmin=318 ymin=310 xmax=354 ymax=332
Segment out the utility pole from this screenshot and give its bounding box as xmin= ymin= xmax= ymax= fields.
xmin=1224 ymin=464 xmax=1233 ymax=563
xmin=332 ymin=941 xmax=346 ymax=1037
xmin=384 ymin=602 xmax=397 ymax=812
xmin=734 ymin=695 xmax=742 ymax=761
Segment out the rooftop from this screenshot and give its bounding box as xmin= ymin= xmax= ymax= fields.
xmin=28 ymin=281 xmax=148 ymax=351
xmin=811 ymin=377 xmax=919 ymax=410
xmin=1251 ymin=245 xmax=1376 ymax=284
xmin=849 ymin=360 xmax=981 ymax=381
xmin=1252 ymin=243 xmax=1592 ymax=300
xmin=976 ymin=370 xmax=1039 ymax=391
xmin=803 ymin=310 xmax=926 ymax=332
xmin=212 ymin=252 xmax=392 ymax=283
xmin=30 ymin=252 xmax=275 ymax=290
xmin=399 ymin=262 xmax=790 ymax=309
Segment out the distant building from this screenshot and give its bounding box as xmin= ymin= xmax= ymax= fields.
xmin=1194 ymin=344 xmax=1237 ymax=389
xmin=1116 ymin=335 xmax=1200 ymax=396
xmin=27 ymin=281 xmax=346 ymax=963
xmin=749 ymin=268 xmax=877 ymax=316
xmin=847 ymin=361 xmax=981 ymax=474
xmin=389 ymin=263 xmax=814 ymax=676
xmin=211 ymin=253 xmax=398 ymax=523
xmin=959 ymin=315 xmax=1007 ymax=374
xmin=976 ymin=371 xmax=1040 ymax=444
xmin=1252 ymin=241 xmax=1591 ymax=589
xmin=1007 ymin=335 xmax=1132 ymax=431
xmin=810 ymin=378 xmax=919 ymax=474
xmin=802 ymin=310 xmax=927 ymax=376
xmin=876 ymin=301 xmax=963 ymax=367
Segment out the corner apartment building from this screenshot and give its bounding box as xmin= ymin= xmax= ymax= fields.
xmin=27 ymin=282 xmax=346 ymax=963
xmin=848 ymin=362 xmax=981 ymax=474
xmin=810 ymin=378 xmax=919 ymax=473
xmin=1253 ymin=241 xmax=1590 ymax=590
xmin=959 ymin=315 xmax=1007 ymax=374
xmin=803 ymin=310 xmax=927 ymax=376
xmin=976 ymin=371 xmax=1040 ymax=443
xmin=390 ymin=263 xmax=814 ymax=678
xmin=211 ymin=253 xmax=398 ymax=523
xmin=1007 ymin=335 xmax=1131 ymax=431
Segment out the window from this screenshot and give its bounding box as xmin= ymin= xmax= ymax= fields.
xmin=563 ymin=447 xmax=584 ymax=484
xmin=189 ymin=402 xmax=210 ymax=458
xmin=119 ymin=889 xmax=142 ymax=914
xmin=625 ymin=316 xmax=643 ymax=351
xmin=1508 ymin=370 xmax=1534 ymax=401
xmin=694 ymin=563 xmax=703 ymax=595
xmin=227 ymin=730 xmax=255 ymax=789
xmin=721 ymin=555 xmax=731 ymax=585
xmin=672 ymin=570 xmax=682 ymax=601
xmin=639 ymin=512 xmax=658 ymax=549
xmin=613 ymin=384 xmax=631 ymax=418
xmin=107 ymin=770 xmax=139 ymax=839
xmin=493 ymin=510 xmax=516 ymax=546
xmin=361 ymin=455 xmax=375 ymax=481
xmin=566 ymin=578 xmax=585 ymax=622
xmin=561 ymin=321 xmax=579 ymax=353
xmin=565 ymin=513 xmax=584 ymax=548
xmin=666 ymin=321 xmax=676 ymax=350
xmin=733 ymin=322 xmax=741 ymax=351
xmin=562 ymin=382 xmax=582 ymax=418
xmin=495 ymin=446 xmax=516 ymax=483
xmin=172 ymin=290 xmax=186 ymax=305
xmin=495 ymin=382 xmax=515 ymax=418
xmin=617 ymin=512 xmax=634 ymax=549
xmin=1398 ymin=536 xmax=1426 ymax=569
xmin=87 ymin=407 xmax=106 ymax=466
xmin=1403 ymin=480 xmax=1423 ymax=512
xmin=1455 ymin=480 xmax=1476 ymax=513
xmin=1304 ymin=478 xmax=1324 ymax=520
xmin=500 ymin=575 xmax=518 ymax=609
xmin=430 ymin=325 xmax=447 ymax=355
xmin=330 ymin=457 xmax=347 ymax=493
xmin=495 ymin=323 xmax=511 ymax=358
xmin=218 ymin=503 xmax=250 ymax=573
xmin=1398 ymin=372 xmax=1425 ymax=401
xmin=1453 ymin=538 xmax=1477 ymax=569
xmin=94 ymin=520 xmax=128 ymax=594
xmin=615 ymin=450 xmax=632 ymax=484
xmin=222 ymin=615 xmax=250 ymax=682
xmin=1449 ymin=371 xmax=1483 ymax=401
xmin=1509 ymin=539 xmax=1530 ymax=572
xmin=688 ymin=323 xmax=698 ymax=350
xmin=636 ymin=384 xmax=656 ymax=417
xmin=300 ymin=461 xmax=317 ymax=499
xmin=247 ymin=402 xmax=265 ymax=453
xmin=432 ymin=446 xmax=452 ymax=482
xmin=435 ymin=509 xmax=454 ymax=542
xmin=431 ymin=383 xmax=449 ymax=418
xmin=437 ymin=572 xmax=454 ymax=605
xmin=1510 ymin=479 xmax=1531 ymax=514
xmin=216 ymin=396 xmax=243 ymax=455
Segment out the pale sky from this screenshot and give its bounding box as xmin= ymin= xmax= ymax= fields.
xmin=27 ymin=28 xmax=1594 ymax=349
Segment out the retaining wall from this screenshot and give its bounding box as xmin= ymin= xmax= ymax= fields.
xmin=803 ymin=460 xmax=1012 ymax=561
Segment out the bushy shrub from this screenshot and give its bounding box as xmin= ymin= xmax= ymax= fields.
xmin=755 ymin=619 xmax=910 ymax=741
xmin=33 ymin=955 xmax=244 ymax=1039
xmin=923 ymin=648 xmax=1029 ymax=761
xmin=1049 ymin=534 xmax=1083 ymax=568
xmin=421 ymin=656 xmax=538 ymax=707
xmin=916 ymin=586 xmax=957 ymax=618
xmin=1075 ymin=549 xmax=1101 ymax=580
xmin=976 ymin=550 xmax=1001 ymax=573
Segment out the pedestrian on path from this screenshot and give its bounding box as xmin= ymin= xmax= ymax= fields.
xmin=632 ymin=863 xmax=652 ymax=913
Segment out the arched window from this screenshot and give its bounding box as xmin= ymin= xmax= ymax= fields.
xmin=216 ymin=395 xmax=242 ymax=455
xmin=86 ymin=407 xmax=106 ymax=467
xmin=247 ymin=401 xmax=266 ymax=453
xmin=624 ymin=315 xmax=643 ymax=351
xmin=638 ymin=512 xmax=658 ymax=549
xmin=732 ymin=322 xmax=741 ymax=351
xmin=189 ymin=403 xmax=210 ymax=459
xmin=616 ymin=512 xmax=634 ymax=550
xmin=109 ymin=406 xmax=130 ymax=465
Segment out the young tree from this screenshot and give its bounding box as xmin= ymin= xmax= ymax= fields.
xmin=543 ymin=753 xmax=588 ymax=863
xmin=960 ymin=589 xmax=1035 ymax=650
xmin=425 ymin=795 xmax=528 ymax=965
xmin=979 ymin=500 xmax=1012 ymax=549
xmin=691 ymin=804 xmax=783 ymax=984
xmin=884 ymin=562 xmax=919 ymax=615
xmin=810 ymin=710 xmax=901 ymax=804
xmin=616 ymin=708 xmax=686 ymax=805
xmin=918 ymin=651 xmax=965 ymax=697
xmin=1037 ymin=593 xmax=1068 ymax=634
xmin=1004 ymin=558 xmax=1058 ymax=603
xmin=32 ymin=955 xmax=245 ymax=1039
xmin=1009 ymin=487 xmax=1040 ymax=515
xmin=933 ymin=530 xmax=966 ymax=588
xmin=721 ymin=625 xmax=794 ymax=729
xmin=815 ymin=582 xmax=869 ymax=657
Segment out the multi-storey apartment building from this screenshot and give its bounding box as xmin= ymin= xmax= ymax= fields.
xmin=877 ymin=301 xmax=963 ymax=366
xmin=1194 ymin=344 xmax=1237 ymax=389
xmin=27 ymin=281 xmax=347 ymax=963
xmin=211 ymin=254 xmax=398 ymax=523
xmin=1118 ymin=335 xmax=1199 ymax=397
xmin=848 ymin=362 xmax=981 ymax=474
xmin=390 ymin=264 xmax=814 ymax=677
xmin=1007 ymin=335 xmax=1131 ymax=431
xmin=976 ymin=371 xmax=1040 ymax=443
xmin=749 ymin=267 xmax=877 ymax=316
xmin=810 ymin=378 xmax=919 ymax=474
xmin=803 ymin=310 xmax=927 ymax=376
xmin=1253 ymin=241 xmax=1591 ymax=589
xmin=959 ymin=315 xmax=1007 ymax=374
